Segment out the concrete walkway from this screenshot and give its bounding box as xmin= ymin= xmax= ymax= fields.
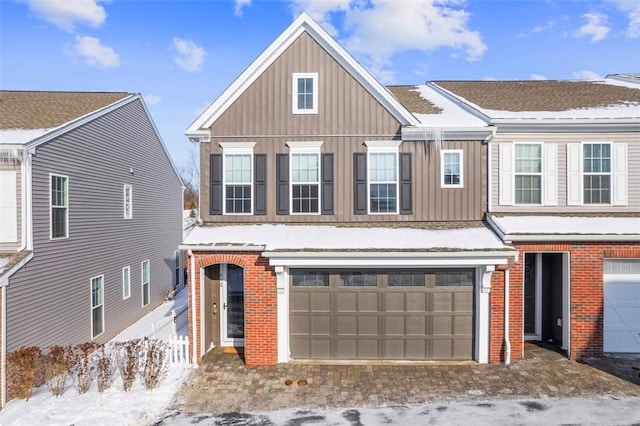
xmin=170 ymin=344 xmax=640 ymax=413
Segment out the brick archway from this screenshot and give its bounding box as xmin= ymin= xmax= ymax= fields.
xmin=188 ymin=251 xmax=277 ymax=366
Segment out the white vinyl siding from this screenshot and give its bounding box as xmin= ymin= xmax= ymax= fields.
xmin=123 ymin=184 xmax=132 ymax=219
xmin=141 ymin=260 xmax=150 ymax=307
xmin=91 ymin=275 xmax=104 ymax=338
xmin=122 ymin=266 xmax=131 ymax=299
xmin=50 ymin=174 xmax=68 ymax=239
xmin=292 ymin=72 xmax=318 ymax=114
xmin=0 ymin=171 xmax=18 ymax=242
xmin=441 ymin=150 xmax=463 ymax=188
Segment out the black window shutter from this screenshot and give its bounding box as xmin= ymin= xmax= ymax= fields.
xmin=210 ymin=154 xmax=222 ymax=215
xmin=321 ymin=153 xmax=334 ymax=215
xmin=276 ymin=154 xmax=289 ymax=215
xmin=254 ymin=154 xmax=266 ymax=215
xmin=353 ymin=153 xmax=367 ymax=215
xmin=399 ymin=152 xmax=412 ymax=215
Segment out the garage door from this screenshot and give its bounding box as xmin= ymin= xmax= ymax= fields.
xmin=604 ymin=259 xmax=640 ymax=353
xmin=290 ymin=269 xmax=473 ymax=360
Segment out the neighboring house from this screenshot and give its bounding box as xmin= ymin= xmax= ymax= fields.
xmin=430 ymin=77 xmax=640 ymax=358
xmin=0 ymin=91 xmax=184 ymax=405
xmin=182 ymin=13 xmax=517 ymax=367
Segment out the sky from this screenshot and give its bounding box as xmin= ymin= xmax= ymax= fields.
xmin=1 ymin=0 xmax=639 ymax=169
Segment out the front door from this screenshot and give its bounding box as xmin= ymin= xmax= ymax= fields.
xmin=221 ymin=264 xmax=245 ymax=345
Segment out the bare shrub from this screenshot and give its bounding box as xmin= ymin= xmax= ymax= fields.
xmin=115 ymin=339 xmax=142 ymax=391
xmin=6 ymin=346 xmax=43 ymax=400
xmin=94 ymin=343 xmax=117 ymax=393
xmin=140 ymin=339 xmax=168 ymax=390
xmin=70 ymin=342 xmax=100 ymax=394
xmin=44 ymin=345 xmax=72 ymax=397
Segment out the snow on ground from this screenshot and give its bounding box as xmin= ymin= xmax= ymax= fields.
xmin=0 ymin=289 xmax=193 ymax=426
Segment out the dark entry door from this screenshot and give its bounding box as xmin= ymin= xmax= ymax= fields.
xmin=541 ymin=254 xmax=563 ymax=346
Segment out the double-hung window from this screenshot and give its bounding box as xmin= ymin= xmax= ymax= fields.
xmin=122 ymin=266 xmax=131 ymax=299
xmin=366 ymin=141 xmax=401 ymax=214
xmin=91 ymin=275 xmax=104 ymax=338
xmin=288 ymin=141 xmax=322 ymax=214
xmin=221 ymin=143 xmax=254 ymax=214
xmin=292 ymin=73 xmax=318 ymax=114
xmin=50 ymin=174 xmax=68 ymax=239
xmin=514 ymin=143 xmax=542 ymax=204
xmin=141 ymin=260 xmax=150 ymax=307
xmin=583 ymin=143 xmax=611 ymax=204
xmin=123 ymin=184 xmax=132 ymax=219
xmin=441 ymin=150 xmax=463 ymax=188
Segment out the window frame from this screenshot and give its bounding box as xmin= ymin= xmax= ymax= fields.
xmin=122 ymin=266 xmax=131 ymax=300
xmin=365 ymin=140 xmax=401 ymax=215
xmin=50 ymin=173 xmax=69 ymax=240
xmin=123 ymin=184 xmax=133 ymax=219
xmin=513 ymin=142 xmax=543 ymax=205
xmin=287 ymin=141 xmax=323 ymax=215
xmin=292 ymin=72 xmax=318 ymax=115
xmin=441 ymin=149 xmax=463 ymax=188
xmin=220 ymin=142 xmax=255 ymax=215
xmin=141 ymin=259 xmax=150 ymax=307
xmin=90 ymin=274 xmax=105 ymax=339
xmin=582 ymin=141 xmax=612 ymax=205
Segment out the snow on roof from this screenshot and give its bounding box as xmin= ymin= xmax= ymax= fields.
xmin=490 ymin=215 xmax=640 ymax=241
xmin=0 ymin=128 xmax=52 ymax=145
xmin=182 ymin=223 xmax=511 ymax=251
xmin=412 ymin=85 xmax=488 ymax=127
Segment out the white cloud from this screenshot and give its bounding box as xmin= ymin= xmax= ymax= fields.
xmin=571 ymin=70 xmax=603 ymax=80
xmin=145 ymin=94 xmax=161 ymax=105
xmin=24 ymin=0 xmax=106 ymax=31
xmin=530 ymin=74 xmax=548 ymax=80
xmin=288 ymin=0 xmax=486 ymax=83
xmin=573 ymin=12 xmax=610 ymax=42
xmin=608 ymin=0 xmax=640 ymax=38
xmin=173 ymin=38 xmax=206 ymax=73
xmin=234 ymin=0 xmax=252 ymax=16
xmin=73 ymin=35 xmax=120 ymax=68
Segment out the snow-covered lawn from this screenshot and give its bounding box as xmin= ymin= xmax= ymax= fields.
xmin=0 ymin=289 xmax=192 ymax=426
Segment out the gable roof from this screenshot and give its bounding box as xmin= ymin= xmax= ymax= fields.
xmin=186 ymin=13 xmax=418 ymax=141
xmin=430 ymin=80 xmax=640 ymax=129
xmin=0 ymin=91 xmax=132 ymax=129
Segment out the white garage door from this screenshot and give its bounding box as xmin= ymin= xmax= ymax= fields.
xmin=604 ymin=259 xmax=640 ymax=353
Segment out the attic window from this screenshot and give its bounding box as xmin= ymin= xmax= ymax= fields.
xmin=292 ymin=73 xmax=318 ymax=114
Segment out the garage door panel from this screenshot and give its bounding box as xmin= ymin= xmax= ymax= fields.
xmin=386 ymin=292 xmax=405 ymax=312
xmin=433 ymin=293 xmax=453 ymax=312
xmin=432 ymin=339 xmax=453 ymax=359
xmin=386 ymin=315 xmax=405 ymax=335
xmin=359 ymin=315 xmax=379 ymax=335
xmin=604 ymin=261 xmax=640 ymax=354
xmin=454 ymin=292 xmax=473 ymax=311
xmin=311 ymin=339 xmax=331 ymax=358
xmin=454 ymin=315 xmax=473 ymax=335
xmin=453 ymin=339 xmax=473 ymax=359
xmin=405 ymin=339 xmax=427 ymax=359
xmin=337 ymin=315 xmax=357 ymax=334
xmin=337 ymin=339 xmax=357 ymax=358
xmin=407 ymin=293 xmax=427 ymax=312
xmin=432 ymin=315 xmax=453 ymax=335
xmin=290 ymin=293 xmax=310 ymax=311
xmin=359 ymin=292 xmax=379 ymax=312
xmin=311 ymin=292 xmax=331 ymax=311
xmin=290 ymin=314 xmax=310 ymax=334
xmin=311 ymin=315 xmax=331 ymax=335
xmin=338 ymin=292 xmax=357 ymax=311
xmin=358 ymin=339 xmax=380 ymax=358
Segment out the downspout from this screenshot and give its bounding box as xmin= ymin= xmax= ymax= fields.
xmin=1 ymin=285 xmax=6 ymax=407
xmin=188 ymin=249 xmax=197 ymax=364
xmin=503 ymin=253 xmax=519 ymax=365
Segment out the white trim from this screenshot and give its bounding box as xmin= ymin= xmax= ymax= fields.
xmin=543 ymin=144 xmax=558 ymax=206
xmin=186 ymin=13 xmax=417 ymax=138
xmin=364 ymin=140 xmax=402 ymax=150
xmin=582 ymin=141 xmax=613 ymax=206
xmin=513 ymin=142 xmax=543 ymax=206
xmin=289 ymin=144 xmax=322 ymax=215
xmin=90 ymin=274 xmax=105 ymax=339
xmin=123 ymin=184 xmax=132 ymax=220
xmin=498 ymin=143 xmax=513 ymax=205
xmin=122 ymin=266 xmax=131 ymax=300
xmin=276 ymin=266 xmax=289 ymax=362
xmin=222 ymin=147 xmax=254 ymax=215
xmin=49 ymin=173 xmax=69 ymax=240
xmin=0 ymin=172 xmax=17 ymax=242
xmin=218 ymin=142 xmax=256 ymax=152
xmin=441 ymin=149 xmax=463 ymax=188
xmin=141 ymin=259 xmax=150 ymax=307
xmin=566 ymin=143 xmax=582 ymax=205
xmin=220 ymin=264 xmax=245 ymax=346
xmin=292 ymin=72 xmax=318 ymax=114
xmin=286 ymin=141 xmax=324 ymax=151
xmin=367 ymin=145 xmax=400 ymax=215
xmin=612 ymin=143 xmax=628 ymax=206
xmin=476 ymin=265 xmax=494 ymax=364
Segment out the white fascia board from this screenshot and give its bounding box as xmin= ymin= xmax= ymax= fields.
xmin=178 ymin=244 xmax=266 ymax=252
xmin=427 ymin=82 xmax=492 ymax=123
xmin=504 ymin=234 xmax=640 ymax=243
xmin=264 ymin=250 xmax=516 ymax=268
xmin=0 ymin=252 xmax=33 ymax=287
xmin=24 ymin=95 xmax=137 ymax=152
xmin=489 ymin=120 xmax=639 ymax=133
xmin=186 ymin=13 xmax=418 ymax=137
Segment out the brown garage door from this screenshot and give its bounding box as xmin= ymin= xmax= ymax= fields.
xmin=290 ymin=269 xmax=474 ymax=360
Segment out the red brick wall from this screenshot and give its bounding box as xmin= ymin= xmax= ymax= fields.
xmin=188 ymin=251 xmax=277 ymax=366
xmin=491 ymin=242 xmax=640 ymax=362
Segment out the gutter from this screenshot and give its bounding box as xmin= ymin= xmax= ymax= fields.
xmin=179 ymin=244 xmax=265 ymax=252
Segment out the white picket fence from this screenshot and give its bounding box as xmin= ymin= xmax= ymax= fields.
xmin=143 ymin=305 xmax=191 ymax=366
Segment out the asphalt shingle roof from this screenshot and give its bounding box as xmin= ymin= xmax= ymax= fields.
xmin=0 ymin=91 xmax=132 ymax=130
xmin=434 ymin=80 xmax=640 ymax=112
xmin=387 ymin=85 xmax=442 ymax=114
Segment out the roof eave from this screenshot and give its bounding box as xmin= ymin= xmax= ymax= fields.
xmin=502 ymin=234 xmax=640 ymax=243
xmin=489 ymin=118 xmax=640 ymax=133
xmin=402 ymin=126 xmax=495 ymax=141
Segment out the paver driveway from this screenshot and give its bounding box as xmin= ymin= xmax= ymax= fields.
xmin=169 ymin=343 xmax=640 ymax=413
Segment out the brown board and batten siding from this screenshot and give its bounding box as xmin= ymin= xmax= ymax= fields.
xmin=200 ymin=32 xmax=486 ymax=223
xmin=6 ymin=99 xmax=183 ymax=351
xmin=490 ymin=132 xmax=640 ymax=213
xmin=0 ymin=162 xmax=22 ymax=251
